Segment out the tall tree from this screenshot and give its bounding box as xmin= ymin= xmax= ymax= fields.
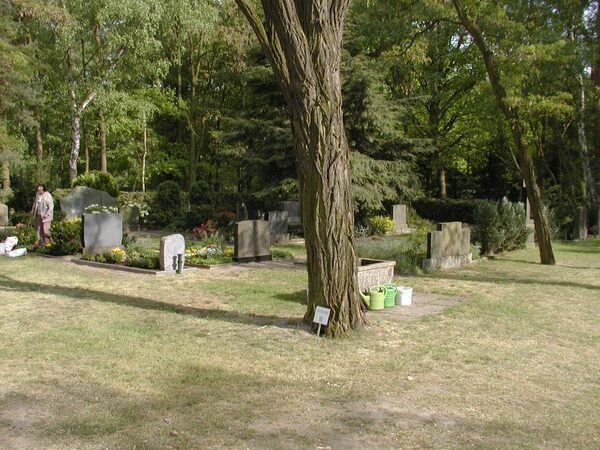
xmin=235 ymin=0 xmax=364 ymax=336
xmin=452 ymin=0 xmax=556 ymax=264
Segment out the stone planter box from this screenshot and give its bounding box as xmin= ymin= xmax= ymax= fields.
xmin=82 ymin=213 xmax=123 ymax=255
xmin=357 ymin=258 xmax=396 ymax=292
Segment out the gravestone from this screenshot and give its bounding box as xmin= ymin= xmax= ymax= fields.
xmin=82 ymin=213 xmax=123 ymax=255
xmin=392 ymin=204 xmax=408 ymax=233
xmin=422 ymin=221 xmax=471 ymax=270
xmin=60 ymin=186 xmax=117 ymax=220
xmin=235 ymin=202 xmax=248 ymax=221
xmin=0 ymin=203 xmax=8 ymax=226
xmin=573 ymin=206 xmax=587 ymax=240
xmin=160 ymin=234 xmax=185 ymax=271
xmin=278 ymin=201 xmax=301 ymax=226
xmin=268 ymin=210 xmax=289 ymax=243
xmin=120 ymin=205 xmax=140 ymax=232
xmin=233 ymin=220 xmax=271 ymax=263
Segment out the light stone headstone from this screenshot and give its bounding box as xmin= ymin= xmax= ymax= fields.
xmin=60 ymin=186 xmax=117 ymax=220
xmin=392 ymin=204 xmax=407 ymax=232
xmin=573 ymin=206 xmax=588 ymax=240
xmin=268 ymin=210 xmax=288 ymax=243
xmin=422 ymin=221 xmax=472 ymax=270
xmin=0 ymin=203 xmax=8 ymax=226
xmin=82 ymin=213 xmax=122 ymax=255
xmin=233 ymin=220 xmax=271 ymax=263
xmin=160 ymin=234 xmax=186 ymax=271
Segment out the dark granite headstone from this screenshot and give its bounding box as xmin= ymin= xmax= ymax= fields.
xmin=233 ymin=220 xmax=271 ymax=263
xmin=120 ymin=205 xmax=140 ymax=232
xmin=60 ymin=186 xmax=117 ymax=220
xmin=82 ymin=213 xmax=123 ymax=255
xmin=278 ymin=201 xmax=300 ymax=226
xmin=268 ymin=211 xmax=288 ymax=243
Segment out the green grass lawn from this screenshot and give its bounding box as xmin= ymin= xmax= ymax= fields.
xmin=1 ymin=239 xmax=599 ymax=448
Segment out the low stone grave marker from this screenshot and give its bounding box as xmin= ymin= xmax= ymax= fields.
xmin=233 ymin=220 xmax=271 ymax=263
xmin=82 ymin=213 xmax=122 ymax=255
xmin=422 ymin=221 xmax=471 ymax=270
xmin=160 ymin=234 xmax=185 ymax=271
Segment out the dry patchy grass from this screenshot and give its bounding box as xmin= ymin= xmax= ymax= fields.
xmin=0 ymin=239 xmax=599 ymax=449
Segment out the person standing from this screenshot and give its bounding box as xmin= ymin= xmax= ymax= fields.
xmin=31 ymin=184 xmax=54 ymax=245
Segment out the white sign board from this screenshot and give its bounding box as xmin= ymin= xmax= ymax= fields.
xmin=313 ymin=306 xmax=330 ymax=326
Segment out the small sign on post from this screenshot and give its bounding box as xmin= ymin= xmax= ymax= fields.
xmin=313 ymin=306 xmax=330 ymax=336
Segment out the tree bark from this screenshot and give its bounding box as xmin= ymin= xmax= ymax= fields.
xmin=99 ymin=110 xmax=107 ymax=172
xmin=142 ymin=110 xmax=147 ymax=193
xmin=594 ymin=0 xmax=600 ymax=162
xmin=577 ymin=73 xmax=598 ymax=204
xmin=452 ymin=0 xmax=555 ymax=264
xmin=235 ymin=0 xmax=365 ymax=336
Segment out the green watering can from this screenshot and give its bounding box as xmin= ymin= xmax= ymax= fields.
xmin=382 ymin=284 xmax=397 ymax=308
xmin=360 ymin=285 xmax=387 ymax=310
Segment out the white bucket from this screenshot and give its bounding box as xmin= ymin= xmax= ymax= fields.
xmin=394 ymin=286 xmax=404 ymax=305
xmin=400 ymin=287 xmax=413 ymax=306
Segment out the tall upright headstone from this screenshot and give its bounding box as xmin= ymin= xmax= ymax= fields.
xmin=233 ymin=220 xmax=271 ymax=263
xmin=268 ymin=210 xmax=289 ymax=243
xmin=0 ymin=203 xmax=8 ymax=226
xmin=392 ymin=204 xmax=408 ymax=233
xmin=160 ymin=234 xmax=185 ymax=271
xmin=278 ymin=201 xmax=301 ymax=226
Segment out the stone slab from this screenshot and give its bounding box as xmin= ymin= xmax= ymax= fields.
xmin=60 ymin=186 xmax=117 ymax=220
xmin=422 ymin=253 xmax=472 ymax=270
xmin=159 ymin=233 xmax=185 ymax=271
xmin=357 ymin=258 xmax=396 ymax=292
xmin=268 ymin=210 xmax=289 ymax=244
xmin=233 ymin=220 xmax=271 ymax=262
xmin=392 ymin=204 xmax=407 ymax=232
xmin=83 ymin=213 xmax=123 ymax=253
xmin=426 ymin=222 xmax=470 ymax=259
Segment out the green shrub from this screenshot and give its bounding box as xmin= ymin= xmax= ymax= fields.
xmin=10 ymin=211 xmax=32 ymax=226
xmin=412 ymin=198 xmax=478 ymax=224
xmin=148 ymin=181 xmax=182 ymax=227
xmin=14 ymin=226 xmax=38 ymax=250
xmin=367 ymin=215 xmax=394 ymax=235
xmin=125 ymin=246 xmax=160 ymax=269
xmin=0 ymin=188 xmax=14 ymax=204
xmin=73 ymin=171 xmax=119 ymax=198
xmin=48 ymin=219 xmax=82 ymax=255
xmin=473 ymin=198 xmax=527 ymax=255
xmin=189 ymin=180 xmax=213 ymax=206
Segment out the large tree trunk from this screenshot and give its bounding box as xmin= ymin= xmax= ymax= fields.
xmin=452 ymin=0 xmax=555 ymax=264
xmin=577 ymin=73 xmax=598 ymax=204
xmin=594 ymin=0 xmax=600 ymax=162
xmin=142 ymin=111 xmax=147 ymax=193
xmin=69 ymin=87 xmax=81 ymax=184
xmin=236 ymin=0 xmax=365 ymax=336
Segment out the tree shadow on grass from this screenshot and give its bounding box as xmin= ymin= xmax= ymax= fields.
xmin=0 ymin=273 xmax=307 ymax=331
xmin=273 ymin=290 xmax=307 ymax=305
xmin=429 ymin=272 xmax=599 ymax=291
xmin=491 ymin=258 xmax=600 ymax=270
